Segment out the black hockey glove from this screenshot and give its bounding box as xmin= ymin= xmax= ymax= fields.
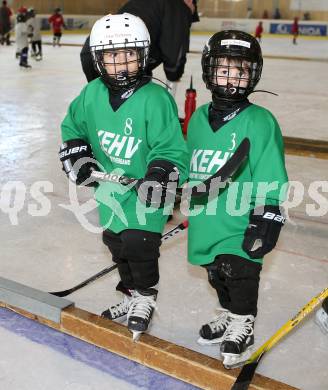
xmin=242 ymin=205 xmax=285 ymax=259
xmin=59 ymin=139 xmax=99 ymax=187
xmin=136 ymin=160 xmax=179 ymax=208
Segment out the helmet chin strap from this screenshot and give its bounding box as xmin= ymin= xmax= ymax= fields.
xmin=116 ymin=71 xmax=128 ymax=80
xmin=225 ymin=83 xmax=237 ymax=95
xmin=212 ymin=90 xmax=247 ymax=112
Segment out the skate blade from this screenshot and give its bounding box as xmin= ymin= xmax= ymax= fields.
xmin=132 ymin=330 xmax=143 ymax=342
xmin=197 ymin=336 xmax=224 ymax=346
xmin=222 ymin=348 xmax=253 ymax=369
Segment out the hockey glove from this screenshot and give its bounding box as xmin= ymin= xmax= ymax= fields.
xmin=242 ymin=205 xmax=285 ymax=259
xmin=59 ymin=139 xmax=99 ymax=187
xmin=136 ymin=160 xmax=179 ymax=208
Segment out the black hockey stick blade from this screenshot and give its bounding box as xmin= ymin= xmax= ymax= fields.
xmin=90 ymin=137 xmax=250 ymax=199
xmin=189 ymin=137 xmax=250 ymax=199
xmin=50 ymin=264 xmax=118 ymax=297
xmin=49 ymin=220 xmax=189 ymax=297
xmin=231 ymin=360 xmax=261 ymax=390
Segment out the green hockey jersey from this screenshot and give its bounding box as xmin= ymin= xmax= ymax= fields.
xmin=187 ymin=103 xmax=288 ymax=265
xmin=61 ymin=79 xmax=188 ymax=234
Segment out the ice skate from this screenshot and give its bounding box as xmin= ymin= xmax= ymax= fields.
xmin=127 ymin=288 xmax=157 ymax=341
xmin=101 ymin=282 xmax=134 ymax=323
xmin=220 ymin=313 xmax=255 ymax=369
xmin=19 ymin=63 xmax=32 ymax=68
xmin=315 ymin=298 xmax=328 ymax=334
xmin=197 ymin=308 xmax=231 ymax=345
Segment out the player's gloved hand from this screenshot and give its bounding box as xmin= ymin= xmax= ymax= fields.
xmin=242 ymin=205 xmax=285 ymax=258
xmin=59 ymin=139 xmax=99 ymax=187
xmin=136 ymin=160 xmax=179 ymax=208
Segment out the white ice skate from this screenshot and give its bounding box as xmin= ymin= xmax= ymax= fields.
xmin=315 ymin=307 xmax=328 ymax=334
xmin=101 ymin=283 xmax=134 ymax=323
xmin=220 ymin=313 xmax=255 ymax=369
xmin=197 ymin=308 xmax=231 ymax=345
xmin=127 ymin=289 xmax=157 ymax=341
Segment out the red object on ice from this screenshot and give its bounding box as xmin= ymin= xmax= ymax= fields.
xmin=183 ymin=76 xmax=197 ymax=135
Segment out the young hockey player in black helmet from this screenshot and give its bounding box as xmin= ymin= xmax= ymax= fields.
xmin=15 ymin=8 xmax=31 ymax=68
xmin=59 ymin=14 xmax=188 ymax=341
xmin=186 ymin=30 xmax=288 ymax=367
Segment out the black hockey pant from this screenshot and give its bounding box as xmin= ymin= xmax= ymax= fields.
xmin=19 ymin=47 xmax=28 ymax=65
xmin=103 ymin=229 xmax=161 ymax=291
xmin=32 ymin=40 xmax=42 ymax=55
xmin=203 ymin=254 xmax=262 ymax=317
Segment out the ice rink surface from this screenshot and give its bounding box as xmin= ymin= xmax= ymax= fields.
xmin=0 ymin=32 xmax=328 ymax=390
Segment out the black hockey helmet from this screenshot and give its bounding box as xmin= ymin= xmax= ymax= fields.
xmin=16 ymin=12 xmax=27 ymax=23
xmin=202 ymin=30 xmax=263 ymax=101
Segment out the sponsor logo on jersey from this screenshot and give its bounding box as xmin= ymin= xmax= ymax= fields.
xmin=98 ymin=130 xmax=142 ymax=166
xmin=189 ymin=149 xmax=233 ymax=179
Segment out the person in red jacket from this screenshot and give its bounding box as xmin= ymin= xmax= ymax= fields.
xmin=255 ymin=21 xmax=263 ymax=43
xmin=48 ymin=7 xmax=65 ymax=47
xmin=0 ymin=0 xmax=12 ymax=45
xmin=291 ymin=17 xmax=299 ymax=45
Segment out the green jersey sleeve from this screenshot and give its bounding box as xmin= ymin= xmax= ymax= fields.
xmin=61 ymin=86 xmax=89 ymax=143
xmin=144 ymin=86 xmax=189 ymax=185
xmin=248 ymin=108 xmax=288 ymax=207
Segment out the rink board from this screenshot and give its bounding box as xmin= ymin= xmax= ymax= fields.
xmin=0 ymin=279 xmax=298 ymax=390
xmin=0 ymin=277 xmax=74 ymax=323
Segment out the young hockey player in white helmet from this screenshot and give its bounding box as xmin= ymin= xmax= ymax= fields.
xmin=27 ymin=8 xmax=42 ymax=61
xmin=59 ymin=13 xmax=188 ymax=341
xmin=186 ymin=30 xmax=288 ymax=368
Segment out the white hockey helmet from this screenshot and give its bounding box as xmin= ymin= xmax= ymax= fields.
xmin=90 ymin=13 xmax=151 ymax=90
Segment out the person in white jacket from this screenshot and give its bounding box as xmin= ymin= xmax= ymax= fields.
xmin=27 ymin=8 xmax=42 ymax=60
xmin=15 ymin=9 xmax=31 ymax=68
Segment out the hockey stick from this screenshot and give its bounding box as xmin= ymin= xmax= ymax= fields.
xmin=231 ymin=287 xmax=328 ymax=390
xmin=91 ymin=137 xmax=250 ymax=199
xmin=49 ymin=220 xmax=189 ymax=297
xmin=51 ymin=139 xmax=249 ymax=297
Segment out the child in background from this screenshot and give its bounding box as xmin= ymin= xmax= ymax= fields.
xmin=15 ymin=7 xmax=31 ymax=68
xmin=291 ymin=17 xmax=299 ymax=45
xmin=27 ymin=8 xmax=42 ymax=60
xmin=48 ymin=7 xmax=65 ymax=47
xmin=255 ymin=21 xmax=263 ymax=43
xmin=0 ymin=0 xmax=12 ymax=45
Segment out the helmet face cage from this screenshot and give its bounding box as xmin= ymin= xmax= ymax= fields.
xmin=91 ymin=40 xmax=149 ymax=91
xmin=202 ymin=31 xmax=263 ymax=100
